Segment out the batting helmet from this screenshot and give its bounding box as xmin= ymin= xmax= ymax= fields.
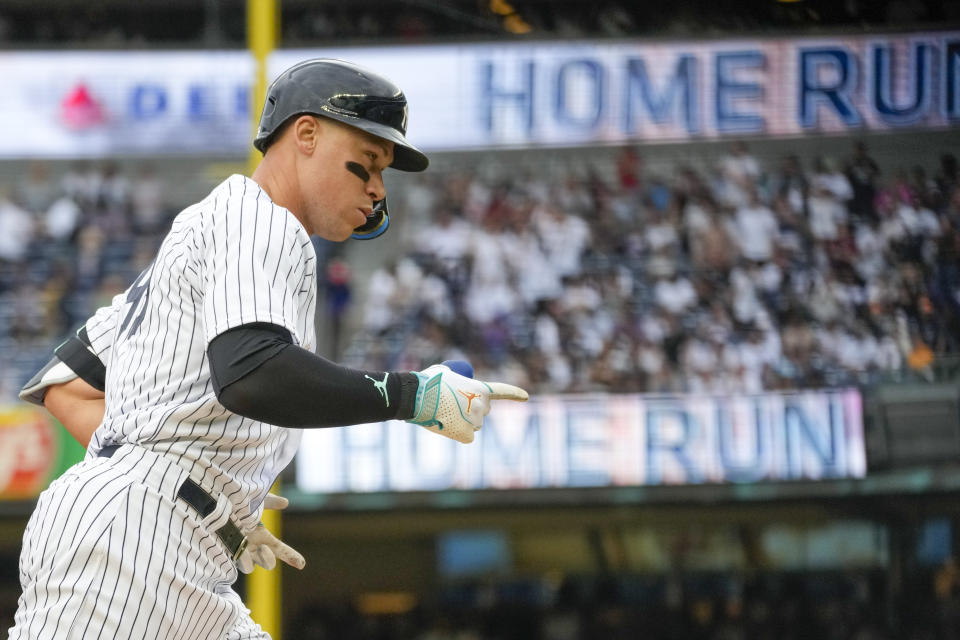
xmin=253 ymin=58 xmax=429 ymax=173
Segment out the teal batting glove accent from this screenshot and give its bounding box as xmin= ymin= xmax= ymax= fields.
xmin=406 ymin=363 xmax=529 ymax=444
xmin=409 ymin=370 xmax=443 ymax=428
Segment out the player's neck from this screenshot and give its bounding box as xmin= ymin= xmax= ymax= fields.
xmin=250 ymin=157 xmax=311 ymax=234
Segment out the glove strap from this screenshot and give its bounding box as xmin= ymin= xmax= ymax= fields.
xmin=408 ymin=371 xmax=442 ymax=427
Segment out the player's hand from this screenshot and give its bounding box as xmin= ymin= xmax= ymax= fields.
xmin=407 ymin=363 xmax=528 ymax=444
xmin=237 ymin=493 xmax=306 ymax=574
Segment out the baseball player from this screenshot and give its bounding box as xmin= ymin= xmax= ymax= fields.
xmin=10 ymin=58 xmax=528 ymax=640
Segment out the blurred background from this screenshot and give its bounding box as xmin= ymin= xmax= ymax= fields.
xmin=0 ymin=1 xmax=959 ymax=638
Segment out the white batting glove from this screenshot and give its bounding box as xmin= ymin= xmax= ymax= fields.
xmin=408 ymin=364 xmax=528 ymax=444
xmin=237 ymin=493 xmax=306 ymax=574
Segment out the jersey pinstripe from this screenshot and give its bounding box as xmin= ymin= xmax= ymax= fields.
xmin=88 ymin=174 xmax=316 ymax=532
xmin=12 ymin=446 xmax=256 ymax=640
xmin=11 ymin=174 xmax=311 ymax=640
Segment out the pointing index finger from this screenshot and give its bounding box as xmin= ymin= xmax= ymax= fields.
xmin=484 ymin=382 xmax=529 ymax=401
xmin=274 ymin=543 xmax=306 ymax=570
xmin=263 ymin=494 xmax=289 ymax=510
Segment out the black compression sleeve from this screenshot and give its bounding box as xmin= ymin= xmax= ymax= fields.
xmin=208 ymin=323 xmax=419 ymax=428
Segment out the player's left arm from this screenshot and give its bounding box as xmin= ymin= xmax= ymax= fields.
xmin=209 ymin=325 xmax=527 ymax=443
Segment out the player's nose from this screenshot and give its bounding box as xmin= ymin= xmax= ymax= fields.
xmin=366 ymin=170 xmax=386 ymax=202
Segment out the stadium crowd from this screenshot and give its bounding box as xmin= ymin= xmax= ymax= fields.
xmin=1 ymin=0 xmax=956 ymax=47
xmin=0 ymin=140 xmax=957 ymax=398
xmin=0 ymin=160 xmax=169 ymax=398
xmin=346 ymin=141 xmax=960 ymax=395
xmin=290 ymin=565 xmax=960 ymax=640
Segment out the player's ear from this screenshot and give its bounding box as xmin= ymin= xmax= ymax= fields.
xmin=292 ymin=115 xmax=320 ymax=155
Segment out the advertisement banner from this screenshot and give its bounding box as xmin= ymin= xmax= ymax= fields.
xmin=283 ymin=32 xmax=959 ymax=149
xmin=0 ymin=51 xmax=251 ymax=157
xmin=0 ymin=405 xmax=83 ymax=500
xmin=0 ymin=31 xmax=956 ymax=157
xmin=295 ymin=389 xmax=866 ymax=494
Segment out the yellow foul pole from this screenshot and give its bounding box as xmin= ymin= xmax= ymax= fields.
xmin=247 ymin=0 xmax=276 ymax=174
xmin=246 ymin=1 xmax=282 ymax=638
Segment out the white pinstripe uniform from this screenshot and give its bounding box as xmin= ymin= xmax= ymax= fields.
xmin=11 ymin=174 xmax=316 ymax=640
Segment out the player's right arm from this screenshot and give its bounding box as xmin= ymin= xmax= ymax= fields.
xmin=19 ymin=295 xmax=122 ymax=446
xmin=19 ymin=334 xmax=106 ymax=448
xmin=42 ymin=377 xmax=104 ymax=448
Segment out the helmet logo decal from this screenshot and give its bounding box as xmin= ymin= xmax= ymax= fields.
xmin=328 ymin=94 xmax=408 ymax=134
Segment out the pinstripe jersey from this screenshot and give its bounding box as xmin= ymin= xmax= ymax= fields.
xmin=86 ymin=173 xmax=316 ymax=532
xmin=9 ymin=173 xmax=306 ymax=640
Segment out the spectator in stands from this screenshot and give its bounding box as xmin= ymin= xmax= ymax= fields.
xmin=0 ymin=191 xmax=35 ymax=275
xmin=466 ymin=209 xmax=518 ymax=325
xmin=130 ymin=163 xmax=167 ymax=234
xmin=935 ymin=154 xmax=958 ymax=201
xmin=534 ymin=202 xmax=591 ymax=280
xmin=44 ymin=194 xmax=82 ymax=243
xmin=846 ymin=141 xmax=881 ymax=222
xmin=807 ymin=183 xmax=847 ymax=242
xmin=771 ymin=154 xmax=809 ymax=217
xmin=811 ymin=156 xmax=854 ymax=203
xmin=346 ymin=141 xmax=960 ymax=396
xmin=16 ymin=161 xmax=57 ymax=215
xmin=60 ymin=160 xmax=101 ymax=210
xmin=654 ymin=270 xmax=697 ymax=316
xmin=734 ymin=189 xmax=779 ymax=262
xmin=3 ymin=142 xmax=959 ymax=400
xmin=721 ymin=140 xmax=761 ymax=184
xmin=324 ymin=257 xmax=352 ymax=358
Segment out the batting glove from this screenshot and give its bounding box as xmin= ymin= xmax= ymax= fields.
xmin=237 ymin=493 xmax=306 ymax=574
xmin=408 ymin=364 xmax=528 ymax=444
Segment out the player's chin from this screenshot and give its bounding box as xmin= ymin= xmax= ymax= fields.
xmin=317 ymin=228 xmax=350 ymax=242
xmin=343 ymin=210 xmax=368 ymax=241
xmin=333 ymin=223 xmax=356 ymax=242
xmin=313 ymin=222 xmax=354 ymax=243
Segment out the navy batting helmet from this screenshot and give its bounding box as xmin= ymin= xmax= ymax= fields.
xmin=253 ymin=58 xmax=429 ymax=173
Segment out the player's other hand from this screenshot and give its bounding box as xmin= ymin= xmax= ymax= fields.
xmin=407 ymin=362 xmax=528 ymax=444
xmin=237 ymin=493 xmax=306 ymax=574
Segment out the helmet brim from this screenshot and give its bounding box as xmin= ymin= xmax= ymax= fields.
xmin=343 ymin=117 xmax=429 ymax=173
xmin=254 ymin=110 xmax=430 ymax=172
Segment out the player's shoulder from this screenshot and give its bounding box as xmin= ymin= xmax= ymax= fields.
xmin=226 ymin=175 xmax=295 ymax=215
xmin=197 ymin=175 xmax=302 ymax=234
xmin=212 ymin=174 xmax=272 ymax=213
xmin=192 ymin=176 xmax=314 ymax=265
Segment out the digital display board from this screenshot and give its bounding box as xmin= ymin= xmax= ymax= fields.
xmin=0 ymin=31 xmax=956 ymax=156
xmin=295 ymin=390 xmax=865 ymax=494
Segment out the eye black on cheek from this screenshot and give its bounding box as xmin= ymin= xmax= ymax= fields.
xmin=345 ymin=161 xmax=370 ymax=182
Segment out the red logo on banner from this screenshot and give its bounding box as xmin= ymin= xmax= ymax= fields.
xmin=59 ymin=83 xmax=107 ymax=130
xmin=0 ymin=408 xmax=57 ymax=500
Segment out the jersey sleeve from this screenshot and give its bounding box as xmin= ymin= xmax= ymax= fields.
xmin=201 ymin=188 xmax=315 ymax=347
xmin=19 ymin=293 xmax=124 ymax=405
xmin=82 ymin=292 xmax=125 ymax=367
